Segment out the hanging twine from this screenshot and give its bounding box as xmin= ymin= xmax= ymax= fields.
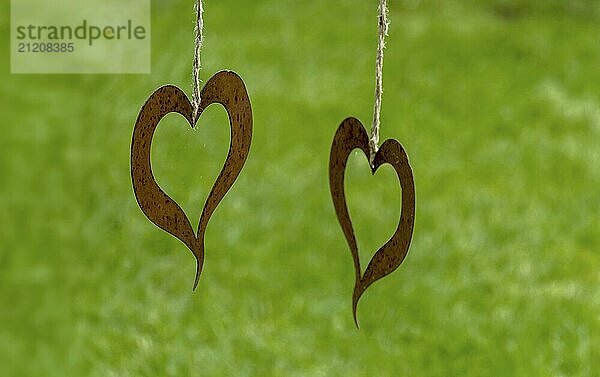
xmin=192 ymin=0 xmax=204 ymax=122
xmin=369 ymin=0 xmax=389 ymax=164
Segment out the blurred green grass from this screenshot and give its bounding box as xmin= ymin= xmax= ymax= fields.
xmin=1 ymin=0 xmax=599 ymax=375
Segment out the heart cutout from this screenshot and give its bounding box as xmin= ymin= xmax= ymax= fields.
xmin=345 ymin=153 xmax=400 ymax=269
xmin=131 ymin=70 xmax=252 ymax=290
xmin=329 ymin=117 xmax=415 ymax=326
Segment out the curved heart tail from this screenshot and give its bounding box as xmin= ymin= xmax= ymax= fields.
xmin=352 ymin=282 xmax=366 ymax=328
xmin=192 ymin=242 xmax=205 ymax=291
xmin=193 ymin=259 xmax=201 ymax=291
xmin=352 ymin=289 xmax=360 ymax=329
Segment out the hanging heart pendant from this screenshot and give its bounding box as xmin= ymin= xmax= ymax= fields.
xmin=329 ymin=117 xmax=415 ymax=326
xmin=131 ymin=70 xmax=252 ymax=290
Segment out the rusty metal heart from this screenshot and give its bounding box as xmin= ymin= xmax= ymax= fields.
xmin=131 ymin=70 xmax=252 ymax=290
xmin=329 ymin=117 xmax=415 ymax=326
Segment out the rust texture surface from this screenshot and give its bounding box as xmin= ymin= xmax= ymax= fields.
xmin=329 ymin=117 xmax=415 ymax=326
xmin=131 ymin=71 xmax=252 ymax=290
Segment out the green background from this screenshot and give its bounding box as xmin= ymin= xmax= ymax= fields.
xmin=1 ymin=0 xmax=599 ymax=375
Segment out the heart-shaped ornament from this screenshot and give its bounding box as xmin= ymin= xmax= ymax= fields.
xmin=329 ymin=117 xmax=415 ymax=326
xmin=131 ymin=70 xmax=252 ymax=290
